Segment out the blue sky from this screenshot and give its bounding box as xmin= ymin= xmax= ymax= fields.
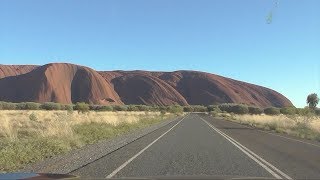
xmin=0 ymin=0 xmax=319 ymax=107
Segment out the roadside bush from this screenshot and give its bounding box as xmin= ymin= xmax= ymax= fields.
xmin=40 ymin=102 xmax=62 ymax=110
xmin=126 ymin=105 xmax=139 ymax=111
xmin=98 ymin=105 xmax=113 ymax=111
xmin=207 ymin=105 xmax=219 ymax=112
xmin=296 ymin=107 xmax=314 ymax=116
xmin=218 ymin=104 xmax=248 ymax=114
xmin=25 ymin=102 xmax=41 ymax=110
xmin=315 ymin=109 xmax=320 ymax=116
xmin=0 ymin=102 xmax=17 ymax=110
xmin=183 ymin=106 xmax=194 ymax=112
xmin=167 ymin=105 xmax=183 ymax=114
xmin=280 ymin=107 xmax=296 ymax=115
xmin=74 ymin=102 xmax=90 ymax=113
xmin=218 ymin=104 xmax=233 ymax=113
xmin=113 ymin=105 xmax=128 ymax=111
xmin=248 ymin=106 xmax=263 ymax=115
xmin=264 ymin=107 xmax=280 ymax=115
xmin=63 ymin=104 xmax=74 ymax=112
xmin=232 ymin=104 xmax=249 ymax=114
xmin=149 ymin=105 xmax=161 ymax=112
xmin=135 ymin=105 xmax=150 ymax=111
xmin=192 ymin=105 xmax=207 ymax=112
xmin=16 ymin=102 xmax=41 ymax=110
xmin=15 ymin=103 xmax=26 ymax=110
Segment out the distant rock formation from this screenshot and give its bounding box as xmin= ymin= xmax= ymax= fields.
xmin=0 ymin=63 xmax=293 ymax=107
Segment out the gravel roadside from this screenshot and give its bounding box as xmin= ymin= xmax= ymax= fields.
xmin=21 ymin=116 xmax=182 ymax=174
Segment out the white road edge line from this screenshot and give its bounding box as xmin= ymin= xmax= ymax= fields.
xmin=106 ymin=114 xmax=187 ymax=179
xmin=199 ymin=116 xmax=292 ymax=180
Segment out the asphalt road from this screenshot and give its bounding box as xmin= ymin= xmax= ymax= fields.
xmin=71 ymin=113 xmax=320 ymax=179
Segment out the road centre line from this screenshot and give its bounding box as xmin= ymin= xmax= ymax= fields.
xmin=106 ymin=114 xmax=187 ymax=178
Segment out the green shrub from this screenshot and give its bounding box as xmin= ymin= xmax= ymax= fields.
xmin=74 ymin=102 xmax=90 ymax=113
xmin=167 ymin=105 xmax=183 ymax=114
xmin=98 ymin=106 xmax=113 ymax=111
xmin=29 ymin=113 xmax=38 ymax=121
xmin=315 ymin=109 xmax=320 ymax=116
xmin=296 ymin=107 xmax=314 ymax=116
xmin=0 ymin=102 xmax=17 ymax=110
xmin=218 ymin=104 xmax=248 ymax=114
xmin=126 ymin=105 xmax=139 ymax=111
xmin=264 ymin=107 xmax=280 ymax=115
xmin=15 ymin=102 xmax=41 ymax=110
xmin=149 ymin=105 xmax=161 ymax=112
xmin=248 ymin=106 xmax=263 ymax=115
xmin=113 ymin=105 xmax=128 ymax=111
xmin=232 ymin=104 xmax=249 ymax=114
xmin=1 ymin=102 xmax=17 ymax=110
xmin=135 ymin=105 xmax=150 ymax=111
xmin=280 ymin=107 xmax=296 ymax=115
xmin=207 ymin=105 xmax=219 ymax=112
xmin=41 ymin=102 xmax=62 ymax=110
xmin=25 ymin=102 xmax=41 ymax=110
xmin=63 ymin=104 xmax=74 ymax=112
xmin=192 ymin=105 xmax=207 ymax=112
xmin=183 ymin=106 xmax=194 ymax=112
xmin=218 ymin=104 xmax=233 ymax=113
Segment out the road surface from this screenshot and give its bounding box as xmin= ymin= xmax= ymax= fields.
xmin=71 ymin=113 xmax=320 ymax=179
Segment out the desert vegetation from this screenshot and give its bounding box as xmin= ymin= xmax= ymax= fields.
xmin=0 ymin=107 xmax=176 ymax=172
xmin=207 ymin=95 xmax=320 ymax=143
xmin=1 ymin=94 xmax=320 ymax=172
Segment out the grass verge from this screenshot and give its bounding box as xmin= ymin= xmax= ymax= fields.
xmin=0 ymin=111 xmax=175 ymax=172
xmin=213 ymin=113 xmax=320 ymax=142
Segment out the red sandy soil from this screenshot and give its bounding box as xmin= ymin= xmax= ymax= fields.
xmin=0 ymin=63 xmax=293 ymax=107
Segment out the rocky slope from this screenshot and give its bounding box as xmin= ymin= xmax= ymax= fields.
xmin=0 ymin=63 xmax=293 ymax=107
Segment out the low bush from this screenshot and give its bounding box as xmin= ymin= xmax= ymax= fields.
xmin=167 ymin=105 xmax=183 ymax=114
xmin=183 ymin=106 xmax=194 ymax=112
xmin=74 ymin=102 xmax=90 ymax=113
xmin=218 ymin=104 xmax=233 ymax=112
xmin=0 ymin=102 xmax=16 ymax=110
xmin=248 ymin=106 xmax=263 ymax=115
xmin=40 ymin=102 xmax=62 ymax=110
xmin=98 ymin=106 xmax=113 ymax=111
xmin=192 ymin=105 xmax=207 ymax=112
xmin=264 ymin=107 xmax=280 ymax=115
xmin=296 ymin=107 xmax=314 ymax=116
xmin=63 ymin=104 xmax=74 ymax=112
xmin=15 ymin=102 xmax=41 ymax=110
xmin=135 ymin=105 xmax=151 ymax=111
xmin=113 ymin=105 xmax=128 ymax=111
xmin=218 ymin=103 xmax=248 ymax=114
xmin=232 ymin=104 xmax=249 ymax=114
xmin=280 ymin=107 xmax=296 ymax=115
xmin=126 ymin=105 xmax=139 ymax=111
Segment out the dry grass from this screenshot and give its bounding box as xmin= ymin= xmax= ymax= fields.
xmin=221 ymin=113 xmax=320 ymax=141
xmin=0 ymin=110 xmax=165 ymax=141
xmin=0 ymin=110 xmax=173 ymax=172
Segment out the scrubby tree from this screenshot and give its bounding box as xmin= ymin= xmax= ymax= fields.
xmin=307 ymin=93 xmax=319 ymax=109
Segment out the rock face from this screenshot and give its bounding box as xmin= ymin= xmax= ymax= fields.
xmin=0 ymin=63 xmax=293 ymax=107
xmin=0 ymin=63 xmax=122 ymax=104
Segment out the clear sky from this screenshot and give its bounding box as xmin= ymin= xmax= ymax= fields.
xmin=0 ymin=0 xmax=319 ymax=107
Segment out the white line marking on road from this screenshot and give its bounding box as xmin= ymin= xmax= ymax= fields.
xmin=199 ymin=116 xmax=292 ymax=180
xmin=257 ymin=129 xmax=320 ymax=148
xmin=106 ymin=115 xmax=187 ymax=178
